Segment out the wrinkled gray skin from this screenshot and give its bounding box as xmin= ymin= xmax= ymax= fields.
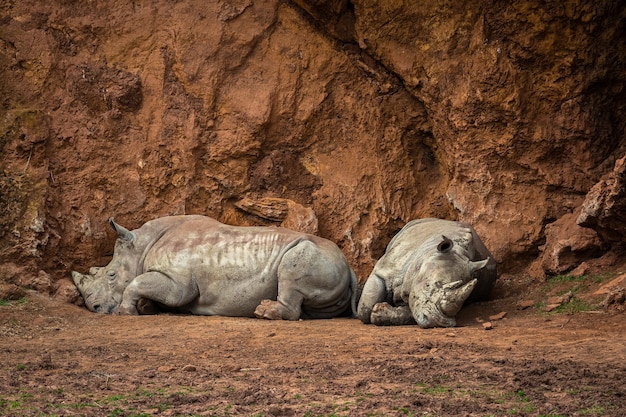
xmin=357 ymin=218 xmax=497 ymax=328
xmin=72 ymin=215 xmax=357 ymax=320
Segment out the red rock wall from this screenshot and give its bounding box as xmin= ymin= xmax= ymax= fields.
xmin=346 ymin=1 xmax=626 ymax=269
xmin=0 ymin=0 xmax=625 ymax=296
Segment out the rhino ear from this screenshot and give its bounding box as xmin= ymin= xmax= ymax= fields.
xmin=437 ymin=235 xmax=454 ymax=253
xmin=108 ymin=217 xmax=134 ymax=242
xmin=72 ymin=270 xmax=95 ymax=290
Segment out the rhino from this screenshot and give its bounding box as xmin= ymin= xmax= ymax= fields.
xmin=71 ymin=215 xmax=357 ymax=320
xmin=357 ymin=218 xmax=497 ymax=328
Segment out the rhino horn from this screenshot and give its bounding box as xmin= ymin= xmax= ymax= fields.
xmin=437 ymin=235 xmax=454 ymax=253
xmin=469 ymin=258 xmax=490 ymax=274
xmin=439 ymin=278 xmax=478 ymax=316
xmin=108 ymin=217 xmax=134 ymax=242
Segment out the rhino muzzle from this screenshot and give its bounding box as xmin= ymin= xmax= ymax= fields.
xmin=438 ymin=278 xmax=478 ymax=316
xmin=415 ymin=310 xmax=456 ymax=328
xmin=71 ymin=270 xmax=119 ymax=314
xmin=410 ymin=259 xmax=487 ymax=328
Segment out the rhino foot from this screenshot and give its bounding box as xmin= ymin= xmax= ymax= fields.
xmin=137 ymin=298 xmax=160 ymax=315
xmin=371 ymin=302 xmax=415 ymax=326
xmin=254 ymin=299 xmax=286 ymax=320
xmin=113 ymin=304 xmax=139 ymax=315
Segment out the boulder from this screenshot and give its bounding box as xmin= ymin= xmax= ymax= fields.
xmin=541 ymin=212 xmax=605 ymax=275
xmin=578 ymin=156 xmax=626 ymax=242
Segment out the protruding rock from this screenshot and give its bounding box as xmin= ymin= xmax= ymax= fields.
xmin=594 ymin=273 xmax=626 ymax=296
xmin=235 ymin=197 xmax=318 ymax=234
xmin=578 ymin=156 xmax=626 ymax=242
xmin=488 ymin=311 xmax=507 ymax=321
xmin=541 ymin=212 xmax=604 ymax=275
xmin=516 ymin=300 xmax=535 ymax=310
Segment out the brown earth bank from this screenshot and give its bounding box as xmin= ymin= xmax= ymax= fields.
xmin=1 ymin=0 xmax=626 ymax=294
xmin=1 ymin=273 xmax=626 ymax=417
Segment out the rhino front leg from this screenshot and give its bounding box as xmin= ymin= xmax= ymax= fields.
xmin=114 ymin=271 xmax=199 ymax=315
xmin=370 ymin=303 xmax=415 ymax=326
xmin=357 ymin=274 xmax=387 ymax=324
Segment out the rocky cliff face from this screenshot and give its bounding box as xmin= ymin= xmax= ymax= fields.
xmin=1 ymin=0 xmax=625 ymax=299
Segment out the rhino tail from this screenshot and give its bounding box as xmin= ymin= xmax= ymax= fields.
xmin=349 ymin=269 xmax=359 ymax=318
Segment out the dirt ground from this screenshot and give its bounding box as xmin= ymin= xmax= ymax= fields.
xmin=1 ymin=275 xmax=625 ymax=417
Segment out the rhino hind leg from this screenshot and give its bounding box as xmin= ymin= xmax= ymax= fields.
xmin=370 ymin=302 xmax=416 ymax=326
xmin=255 ymin=240 xmax=351 ymax=320
xmin=254 ymin=298 xmax=301 ymax=320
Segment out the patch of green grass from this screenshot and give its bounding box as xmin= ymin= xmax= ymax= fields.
xmin=0 ymin=387 xmax=190 ymax=417
xmin=0 ymin=398 xmax=22 ymax=409
xmin=420 ymin=385 xmax=450 ymax=395
xmin=555 ymin=297 xmax=597 ymax=313
xmin=579 ymin=405 xmax=606 ymax=415
xmin=535 ymin=274 xmax=609 ymax=314
xmin=547 ymin=273 xmax=611 ymax=287
xmin=106 ymin=394 xmax=126 ymax=402
xmin=413 ymin=381 xmax=452 ymax=396
xmin=505 ymin=390 xmax=536 ymax=415
xmin=547 ymin=274 xmax=584 ymax=283
xmin=0 ymin=380 xmax=615 ymax=417
xmin=0 ymin=297 xmax=28 ymax=307
xmin=544 ymin=275 xmax=585 ymax=296
xmin=392 ymin=406 xmax=419 ymax=416
xmin=515 ymin=390 xmax=529 ymax=401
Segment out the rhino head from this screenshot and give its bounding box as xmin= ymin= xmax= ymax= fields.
xmin=72 ymin=218 xmax=138 ymax=313
xmin=404 ymin=235 xmax=490 ymax=328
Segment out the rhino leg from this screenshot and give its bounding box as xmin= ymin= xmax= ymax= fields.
xmin=356 ymin=274 xmax=387 ymax=324
xmin=255 ymin=240 xmax=351 ymax=320
xmin=254 ymin=299 xmax=292 ymax=320
xmin=370 ymin=302 xmax=415 ymax=326
xmin=114 ymin=271 xmax=199 ymax=315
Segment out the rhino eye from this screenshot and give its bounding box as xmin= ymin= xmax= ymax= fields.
xmin=106 ymin=270 xmax=116 ymax=279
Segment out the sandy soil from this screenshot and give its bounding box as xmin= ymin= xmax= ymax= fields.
xmin=1 ymin=279 xmax=625 ymax=417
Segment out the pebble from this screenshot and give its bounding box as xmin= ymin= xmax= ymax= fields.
xmin=547 ymin=291 xmax=572 ymax=305
xmin=489 ymin=311 xmax=507 ymax=321
xmin=516 ymin=300 xmax=535 ymax=310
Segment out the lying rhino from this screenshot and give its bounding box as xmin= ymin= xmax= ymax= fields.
xmin=72 ymin=215 xmax=357 ymax=320
xmin=357 ymin=218 xmax=497 ymax=328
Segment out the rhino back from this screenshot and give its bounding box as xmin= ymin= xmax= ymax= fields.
xmin=372 ymin=219 xmax=491 ymax=296
xmin=140 ymin=220 xmax=310 ymax=316
xmin=375 ymin=219 xmax=468 ymax=275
